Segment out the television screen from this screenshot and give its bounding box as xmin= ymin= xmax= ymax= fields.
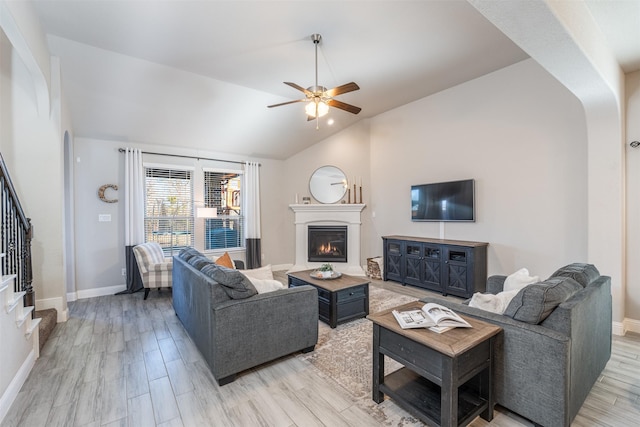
xmin=411 ymin=179 xmax=475 ymax=222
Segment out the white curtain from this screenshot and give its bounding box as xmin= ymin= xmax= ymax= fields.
xmin=122 ymin=148 xmax=145 ymax=293
xmin=243 ymin=161 xmax=261 ymax=268
xmin=125 ymin=148 xmax=145 ymax=245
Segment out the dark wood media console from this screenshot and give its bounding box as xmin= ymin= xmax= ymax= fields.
xmin=382 ymin=236 xmax=488 ymax=299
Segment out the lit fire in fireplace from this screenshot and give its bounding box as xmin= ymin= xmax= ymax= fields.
xmin=317 ymin=242 xmax=340 ymax=255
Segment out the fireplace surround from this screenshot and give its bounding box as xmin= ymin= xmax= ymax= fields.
xmin=290 ymin=203 xmax=366 ymax=276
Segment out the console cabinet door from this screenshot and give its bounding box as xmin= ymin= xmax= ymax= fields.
xmin=443 ymin=246 xmax=472 ymax=297
xmin=384 ymin=239 xmax=403 ymax=282
xmin=422 ymin=244 xmax=442 ymax=292
xmin=404 ymin=242 xmax=423 ymax=287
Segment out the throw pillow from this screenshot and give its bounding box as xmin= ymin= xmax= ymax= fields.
xmin=239 ymin=264 xmax=274 ymax=281
xmin=550 ymin=263 xmax=600 ymax=288
xmin=503 ymin=268 xmax=540 ymax=292
xmin=246 ymin=277 xmax=285 ymax=294
xmin=503 ymin=277 xmax=582 ymax=324
xmin=214 ymin=252 xmax=235 ymax=269
xmin=201 ymin=264 xmax=257 ymax=299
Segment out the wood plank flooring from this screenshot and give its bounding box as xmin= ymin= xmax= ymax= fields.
xmin=2 ymin=277 xmax=640 ymax=427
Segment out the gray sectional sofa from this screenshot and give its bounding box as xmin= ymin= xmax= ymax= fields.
xmin=172 ymin=248 xmax=319 ymax=385
xmin=420 ymin=263 xmax=612 ymax=427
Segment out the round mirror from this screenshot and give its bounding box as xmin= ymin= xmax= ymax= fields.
xmin=309 ymin=166 xmax=348 ymax=204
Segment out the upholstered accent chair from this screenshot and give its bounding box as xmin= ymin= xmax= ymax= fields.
xmin=133 ymin=242 xmax=173 ymax=299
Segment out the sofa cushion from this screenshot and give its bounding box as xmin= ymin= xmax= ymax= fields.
xmin=178 ymin=247 xmax=203 ymax=261
xmin=239 ymin=264 xmax=274 ymax=281
xmin=503 ymin=277 xmax=582 ymax=324
xmin=201 ymin=264 xmax=257 ymax=299
xmin=246 ymin=277 xmax=285 ymax=294
xmin=550 ymin=263 xmax=600 ymax=288
xmin=187 ymin=255 xmax=214 ymax=271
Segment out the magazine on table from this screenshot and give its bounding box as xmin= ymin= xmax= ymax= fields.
xmin=392 ymin=303 xmax=472 ymax=333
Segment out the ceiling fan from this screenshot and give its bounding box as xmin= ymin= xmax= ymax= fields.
xmin=268 ymin=34 xmax=361 ymax=128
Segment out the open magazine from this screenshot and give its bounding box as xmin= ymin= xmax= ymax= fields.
xmin=392 ymin=303 xmax=471 ymax=333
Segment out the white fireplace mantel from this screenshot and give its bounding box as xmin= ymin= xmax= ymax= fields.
xmin=289 ymin=203 xmax=366 ymax=276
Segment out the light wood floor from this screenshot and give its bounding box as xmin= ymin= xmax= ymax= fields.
xmin=2 ymin=278 xmax=639 ymax=427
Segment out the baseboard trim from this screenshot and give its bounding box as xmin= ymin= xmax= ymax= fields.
xmin=74 ymin=284 xmax=127 ymax=300
xmin=613 ymin=321 xmax=626 ymax=336
xmin=619 ymin=318 xmax=640 ymax=336
xmin=0 ymin=349 xmax=36 ymax=424
xmin=35 ymin=296 xmax=67 ymax=322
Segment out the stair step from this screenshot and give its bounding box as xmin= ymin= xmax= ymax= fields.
xmin=16 ymin=305 xmax=34 ymax=327
xmin=1 ymin=274 xmax=16 ymax=292
xmin=25 ymin=317 xmax=42 ymax=339
xmin=6 ymin=291 xmax=26 ymax=313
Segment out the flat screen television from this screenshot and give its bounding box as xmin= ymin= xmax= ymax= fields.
xmin=411 ymin=179 xmax=475 ymax=222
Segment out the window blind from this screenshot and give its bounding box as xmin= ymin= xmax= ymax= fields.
xmin=144 ymin=167 xmax=194 ymax=256
xmin=203 ymin=170 xmax=244 ymax=250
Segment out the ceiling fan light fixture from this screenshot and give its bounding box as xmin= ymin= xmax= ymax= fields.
xmin=305 ymin=100 xmax=329 ymax=118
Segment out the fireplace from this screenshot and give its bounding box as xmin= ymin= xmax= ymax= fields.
xmin=308 ymin=226 xmax=347 ymax=263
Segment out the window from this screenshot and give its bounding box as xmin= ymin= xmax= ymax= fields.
xmin=144 ymin=167 xmax=194 ymax=256
xmin=203 ymin=170 xmax=243 ymax=250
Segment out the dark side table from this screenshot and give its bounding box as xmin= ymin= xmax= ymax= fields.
xmin=368 ymin=301 xmax=502 ymax=427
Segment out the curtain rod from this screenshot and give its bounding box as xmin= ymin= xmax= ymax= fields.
xmin=118 ymin=148 xmax=260 ymax=166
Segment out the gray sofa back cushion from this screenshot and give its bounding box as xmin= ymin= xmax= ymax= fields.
xmin=550 ymin=263 xmax=600 ymax=287
xmin=504 ymin=277 xmax=583 ymax=324
xmin=178 ymin=247 xmax=203 ymax=262
xmin=201 ymin=264 xmax=257 ymax=299
xmin=187 ymin=255 xmax=214 ymax=270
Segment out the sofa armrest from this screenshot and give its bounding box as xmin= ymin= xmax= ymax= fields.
xmin=486 ymin=275 xmax=507 ymax=294
xmin=234 ymin=260 xmax=245 ymax=269
xmin=148 ymin=262 xmax=172 ymax=273
xmin=420 ymin=295 xmax=569 ymax=340
xmin=210 ymin=285 xmax=319 ymax=379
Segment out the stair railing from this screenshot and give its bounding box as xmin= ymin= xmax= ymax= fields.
xmin=0 ymin=152 xmax=34 ymax=311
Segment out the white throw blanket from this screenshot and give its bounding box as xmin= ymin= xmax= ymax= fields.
xmin=468 ymin=268 xmax=540 ymax=314
xmin=469 ymin=289 xmax=520 ymax=313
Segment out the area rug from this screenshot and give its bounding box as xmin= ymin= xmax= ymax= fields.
xmin=300 ymin=284 xmax=418 ymax=400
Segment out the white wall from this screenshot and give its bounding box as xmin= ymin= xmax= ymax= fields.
xmin=72 ymin=138 xmax=286 ymax=296
xmin=626 ymin=70 xmax=640 ymax=320
xmin=283 ymin=121 xmax=372 ymax=265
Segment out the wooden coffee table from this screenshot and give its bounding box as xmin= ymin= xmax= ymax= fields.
xmin=368 ymin=301 xmax=502 ymax=427
xmin=287 ymin=269 xmax=370 ymax=328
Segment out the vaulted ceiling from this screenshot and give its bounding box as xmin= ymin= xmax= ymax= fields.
xmin=30 ymin=0 xmax=640 ymax=159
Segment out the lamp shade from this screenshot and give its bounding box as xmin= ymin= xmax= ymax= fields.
xmin=305 ymin=100 xmax=329 ymax=118
xmin=196 ymin=207 xmax=218 ymax=218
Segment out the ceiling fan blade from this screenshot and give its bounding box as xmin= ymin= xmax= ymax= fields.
xmin=325 ymin=82 xmax=360 ymax=97
xmin=327 ymin=99 xmax=362 ymax=115
xmin=267 ymin=99 xmax=306 ymax=108
xmin=284 ymin=82 xmax=313 ymax=96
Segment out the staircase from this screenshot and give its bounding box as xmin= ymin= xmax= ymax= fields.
xmin=0 ymin=152 xmax=43 ymax=350
xmin=0 ymin=153 xmax=44 ymax=423
xmin=1 ymin=253 xmax=41 ymax=354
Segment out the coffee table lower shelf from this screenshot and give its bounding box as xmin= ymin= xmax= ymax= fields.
xmin=379 ymin=368 xmax=488 ymax=427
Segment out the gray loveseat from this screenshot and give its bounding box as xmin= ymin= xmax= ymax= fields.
xmin=421 ymin=263 xmax=612 ymax=427
xmin=172 ymin=248 xmax=318 ymax=385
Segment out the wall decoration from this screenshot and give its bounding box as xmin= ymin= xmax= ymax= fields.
xmin=98 ymin=184 xmax=118 ymax=203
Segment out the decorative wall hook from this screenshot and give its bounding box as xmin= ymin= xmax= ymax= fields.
xmin=98 ymin=184 xmax=118 ymax=203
